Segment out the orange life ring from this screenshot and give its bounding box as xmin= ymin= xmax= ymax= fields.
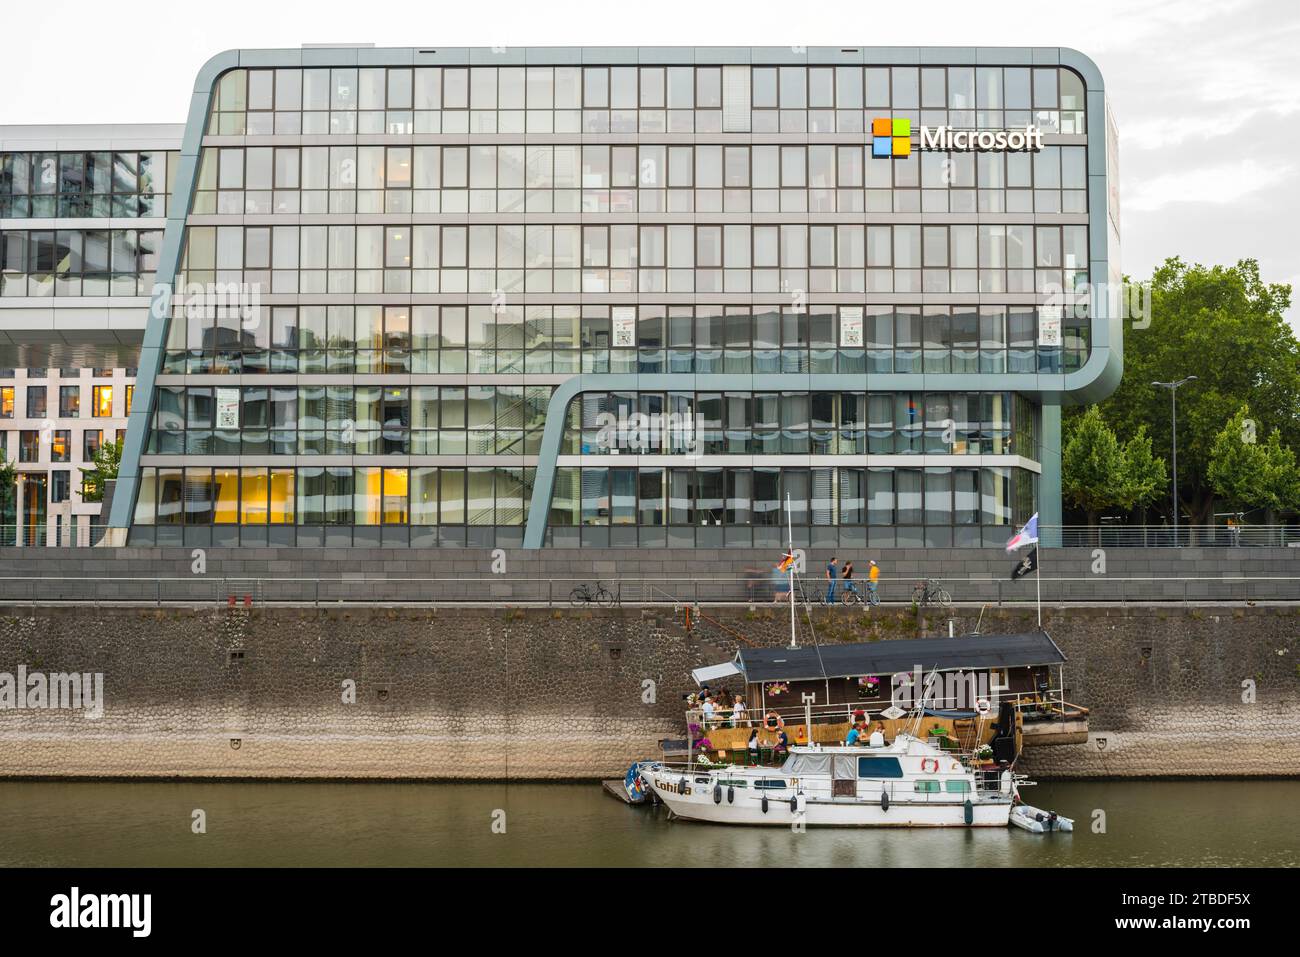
xmin=920 ymin=757 xmax=939 ymax=773
xmin=764 ymin=711 xmax=785 ymax=731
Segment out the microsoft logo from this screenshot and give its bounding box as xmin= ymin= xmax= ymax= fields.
xmin=871 ymin=117 xmax=911 ymax=158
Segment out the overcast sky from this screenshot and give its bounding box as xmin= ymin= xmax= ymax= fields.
xmin=2 ymin=0 xmax=1296 ymax=323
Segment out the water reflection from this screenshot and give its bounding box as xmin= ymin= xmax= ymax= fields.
xmin=0 ymin=779 xmax=1296 ymax=867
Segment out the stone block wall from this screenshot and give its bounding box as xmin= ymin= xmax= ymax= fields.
xmin=0 ymin=602 xmax=1297 ymax=779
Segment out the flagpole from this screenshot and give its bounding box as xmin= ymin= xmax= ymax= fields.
xmin=786 ymin=492 xmax=797 ymax=650
xmin=1035 ymin=542 xmax=1042 ymax=629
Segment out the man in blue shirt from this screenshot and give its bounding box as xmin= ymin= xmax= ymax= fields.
xmin=825 ymin=557 xmax=838 ymax=604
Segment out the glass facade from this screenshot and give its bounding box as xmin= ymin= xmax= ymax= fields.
xmin=0 ymin=228 xmax=163 ymax=297
xmin=121 ymin=48 xmax=1115 ymax=549
xmin=0 ymin=150 xmax=179 ymax=219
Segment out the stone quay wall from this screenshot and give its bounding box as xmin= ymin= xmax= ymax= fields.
xmin=0 ymin=602 xmax=1297 ymax=780
xmin=0 ymin=545 xmax=1296 ymax=605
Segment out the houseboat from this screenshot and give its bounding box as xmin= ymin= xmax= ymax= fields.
xmin=633 ymin=630 xmax=1087 ymax=827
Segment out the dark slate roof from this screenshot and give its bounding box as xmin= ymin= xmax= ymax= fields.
xmin=736 ymin=632 xmax=1066 ymax=683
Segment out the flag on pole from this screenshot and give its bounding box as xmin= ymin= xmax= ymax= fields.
xmin=777 ymin=551 xmax=796 ymax=573
xmin=1006 ymin=513 xmax=1039 ymax=552
xmin=1010 ymin=547 xmax=1038 ymax=580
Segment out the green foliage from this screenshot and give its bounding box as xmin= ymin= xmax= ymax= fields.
xmin=78 ymin=437 xmax=122 ymax=503
xmin=1207 ymin=405 xmax=1300 ymax=513
xmin=1120 ymin=425 xmax=1168 ymax=511
xmin=1075 ymin=258 xmax=1298 ymax=522
xmin=1062 ymin=406 xmax=1123 ymax=516
xmin=0 ymin=458 xmax=14 ymax=504
xmin=1062 ymin=406 xmax=1167 ymax=521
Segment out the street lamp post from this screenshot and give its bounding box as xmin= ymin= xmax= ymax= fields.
xmin=1152 ymin=376 xmax=1197 ymax=546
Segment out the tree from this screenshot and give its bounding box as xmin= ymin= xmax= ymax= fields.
xmin=1207 ymin=405 xmax=1300 ymax=520
xmin=1062 ymin=406 xmax=1125 ymax=527
xmin=1079 ymin=258 xmax=1299 ymax=525
xmin=78 ymin=437 xmax=122 ymax=503
xmin=0 ymin=458 xmax=15 ymax=544
xmin=1062 ymin=406 xmax=1168 ymax=528
xmin=1119 ymin=425 xmax=1167 ymax=513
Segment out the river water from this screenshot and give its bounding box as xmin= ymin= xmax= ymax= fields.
xmin=1 ymin=779 xmax=1296 ymax=867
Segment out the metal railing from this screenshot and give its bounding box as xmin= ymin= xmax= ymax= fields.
xmin=0 ymin=573 xmax=1296 ymax=607
xmin=1046 ymin=524 xmax=1300 ymax=548
xmin=0 ymin=522 xmax=108 ymax=548
xmin=0 ymin=521 xmax=1296 ymax=549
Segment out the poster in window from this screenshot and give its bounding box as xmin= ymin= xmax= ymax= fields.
xmin=612 ymin=307 xmax=636 ymax=348
xmin=1037 ymin=307 xmax=1062 ymax=347
xmin=215 ymin=387 xmax=240 ymax=429
xmin=840 ymin=307 xmax=864 ymax=347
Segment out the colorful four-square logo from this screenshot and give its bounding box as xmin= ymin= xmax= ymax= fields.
xmin=871 ymin=117 xmax=911 ymax=158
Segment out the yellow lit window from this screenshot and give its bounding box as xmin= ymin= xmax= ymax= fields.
xmin=125 ymin=385 xmax=134 ymax=416
xmin=92 ymin=385 xmax=114 ymax=417
xmin=1 ymin=387 xmax=13 ymax=418
xmin=213 ymin=469 xmax=239 ymax=524
xmin=269 ymin=468 xmax=294 ymax=524
xmin=383 ymin=468 xmax=408 ymax=524
xmin=240 ymin=468 xmax=269 ymax=524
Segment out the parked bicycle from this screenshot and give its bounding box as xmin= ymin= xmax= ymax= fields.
xmin=570 ymin=581 xmax=618 ymax=607
xmin=911 ymin=578 xmax=952 ymax=607
xmin=808 ymin=579 xmax=874 ymax=607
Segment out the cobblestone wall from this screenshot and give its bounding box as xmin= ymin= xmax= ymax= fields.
xmin=0 ymin=603 xmax=1296 ymax=779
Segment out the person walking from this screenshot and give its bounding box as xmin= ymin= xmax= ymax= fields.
xmin=867 ymin=559 xmax=881 ymax=605
xmin=825 ymin=556 xmax=839 ymax=604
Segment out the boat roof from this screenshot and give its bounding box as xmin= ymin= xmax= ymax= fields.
xmin=734 ymin=631 xmax=1066 ymax=683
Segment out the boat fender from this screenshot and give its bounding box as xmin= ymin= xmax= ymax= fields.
xmin=790 ymin=795 xmax=798 ymax=813
xmin=727 ymin=786 xmax=735 ymax=804
xmin=761 ymin=795 xmax=769 ymax=814
xmin=880 ymin=791 xmax=889 ymax=812
xmin=678 ymin=777 xmax=687 ymax=795
xmin=963 ymin=799 xmax=974 ymax=825
xmin=713 ymin=784 xmax=722 ymax=804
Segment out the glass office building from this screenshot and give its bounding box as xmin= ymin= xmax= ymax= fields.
xmin=113 ymin=46 xmax=1121 ymax=549
xmin=0 ymin=124 xmax=183 ymax=544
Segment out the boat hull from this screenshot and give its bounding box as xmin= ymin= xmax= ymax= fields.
xmin=644 ymin=775 xmax=1010 ymax=827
